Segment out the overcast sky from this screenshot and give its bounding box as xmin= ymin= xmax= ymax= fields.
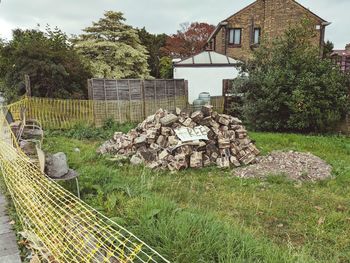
xmin=0 ymin=0 xmax=348 ymax=49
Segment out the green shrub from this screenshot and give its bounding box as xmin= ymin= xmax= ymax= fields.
xmin=233 ymin=20 xmax=349 ymax=133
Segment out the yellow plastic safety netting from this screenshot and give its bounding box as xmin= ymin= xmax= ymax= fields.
xmin=0 ymin=104 xmax=169 ymax=262
xmin=6 ymin=97 xmax=95 ymax=129
xmin=6 ymin=96 xmax=223 ymax=130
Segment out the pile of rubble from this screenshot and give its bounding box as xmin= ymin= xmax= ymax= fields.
xmin=234 ymin=151 xmax=332 ymax=181
xmin=98 ymin=105 xmax=260 ymax=171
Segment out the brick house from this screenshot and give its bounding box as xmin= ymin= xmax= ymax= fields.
xmin=331 ymin=44 xmax=350 ymax=73
xmin=207 ymin=0 xmax=330 ymax=61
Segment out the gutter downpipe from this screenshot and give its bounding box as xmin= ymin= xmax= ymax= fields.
xmin=320 ymin=22 xmax=331 ymax=57
xmin=221 ymin=21 xmax=228 ymax=55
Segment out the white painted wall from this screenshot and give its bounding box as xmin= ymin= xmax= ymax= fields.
xmin=173 ymin=66 xmax=239 ymax=103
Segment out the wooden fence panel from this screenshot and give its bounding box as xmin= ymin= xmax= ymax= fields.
xmin=88 ymin=79 xmax=188 ymax=126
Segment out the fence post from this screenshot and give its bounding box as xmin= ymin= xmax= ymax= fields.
xmin=141 ymin=80 xmax=146 ymax=120
xmin=154 ymin=80 xmax=157 ymax=115
xmin=222 ymin=79 xmax=226 ymax=113
xmin=116 ymin=80 xmax=121 ymax=122
xmin=24 ymin=74 xmax=31 ymax=97
xmin=174 ymin=80 xmax=177 ymax=110
xmin=103 ymin=79 xmax=108 ymax=122
xmin=128 ymin=80 xmax=131 ymax=122
xmin=164 ymin=80 xmax=168 ymax=111
xmin=88 ymin=79 xmax=96 ymax=126
xmin=184 ymin=80 xmax=189 ymax=109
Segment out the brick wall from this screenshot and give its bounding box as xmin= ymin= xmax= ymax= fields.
xmin=213 ymin=0 xmax=325 ymax=61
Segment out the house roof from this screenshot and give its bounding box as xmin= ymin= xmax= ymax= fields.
xmin=208 ymin=0 xmax=329 ymax=43
xmin=332 ymin=50 xmax=350 ymax=57
xmin=225 ymin=0 xmax=328 ymax=24
xmin=292 ymin=0 xmax=328 ymax=24
xmin=174 ymin=51 xmax=240 ymax=67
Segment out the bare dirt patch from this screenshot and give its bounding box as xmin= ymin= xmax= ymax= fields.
xmin=234 ymin=151 xmax=332 ymax=181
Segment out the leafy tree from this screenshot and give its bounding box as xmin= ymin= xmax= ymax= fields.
xmin=74 ymin=11 xmax=150 ymax=79
xmin=233 ymin=20 xmax=349 ymax=133
xmin=137 ymin=27 xmax=167 ymax=78
xmin=161 ymin=22 xmax=215 ymax=58
xmin=159 ymin=56 xmax=173 ymax=79
xmin=0 ymin=27 xmax=91 ymax=102
xmin=323 ymin=40 xmax=334 ymax=58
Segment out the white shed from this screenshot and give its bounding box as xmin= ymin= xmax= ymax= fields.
xmin=173 ymin=51 xmax=240 ymax=103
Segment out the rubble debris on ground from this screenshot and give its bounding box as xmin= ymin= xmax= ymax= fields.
xmin=234 ymin=151 xmax=332 ymax=181
xmin=98 ymin=105 xmax=260 ymax=171
xmin=45 ymin=152 xmax=78 ymax=179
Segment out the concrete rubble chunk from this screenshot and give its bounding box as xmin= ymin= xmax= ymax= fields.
xmin=150 ymin=143 xmax=161 ymax=151
xmin=97 ymin=104 xmax=259 ymax=170
xmin=175 ymin=107 xmax=182 ymax=115
xmin=161 ymin=127 xmax=172 ymax=136
xmin=190 ymin=151 xmax=203 ymax=168
xmin=147 ymin=161 xmax=161 ymax=169
xmin=230 ymin=156 xmax=241 ymax=167
xmin=182 ymin=118 xmax=193 ymax=127
xmin=217 ymin=157 xmax=230 ymax=168
xmin=156 ymin=135 xmax=167 ymax=148
xmin=139 ymin=149 xmax=158 ymax=162
xmin=159 ymin=150 xmax=169 ymax=160
xmin=201 ymin=105 xmax=213 ymax=117
xmin=130 ymin=154 xmax=143 ymax=165
xmin=231 ymin=117 xmax=242 ymax=125
xmin=191 ymin=111 xmax=204 ymax=123
xmin=203 ymin=154 xmax=211 ymax=167
xmin=135 ymin=135 xmax=147 ymax=145
xmin=160 ymin=114 xmax=178 ymax=126
xmin=218 ymin=138 xmax=231 ymax=149
xmin=168 ymin=136 xmax=179 ymax=146
xmin=217 ymin=116 xmax=230 ymax=126
xmin=200 ymin=116 xmax=213 ymax=126
xmin=46 ymin=152 xmax=69 ymax=178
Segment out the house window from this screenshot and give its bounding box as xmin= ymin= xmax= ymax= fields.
xmin=229 ymin=28 xmax=242 ymax=45
xmin=253 ymin=28 xmax=261 ymax=45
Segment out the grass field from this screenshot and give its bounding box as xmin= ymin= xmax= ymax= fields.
xmin=43 ymin=126 xmax=350 ymax=263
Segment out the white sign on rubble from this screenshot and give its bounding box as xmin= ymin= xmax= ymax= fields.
xmin=175 ymin=126 xmax=209 ymax=142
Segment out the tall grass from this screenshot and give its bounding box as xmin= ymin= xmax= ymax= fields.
xmin=42 ymin=131 xmax=350 ymax=262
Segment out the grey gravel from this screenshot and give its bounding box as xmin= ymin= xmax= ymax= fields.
xmin=234 ymin=151 xmax=332 ymax=181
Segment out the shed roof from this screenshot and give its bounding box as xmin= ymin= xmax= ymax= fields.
xmin=174 ymin=51 xmax=240 ymax=67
